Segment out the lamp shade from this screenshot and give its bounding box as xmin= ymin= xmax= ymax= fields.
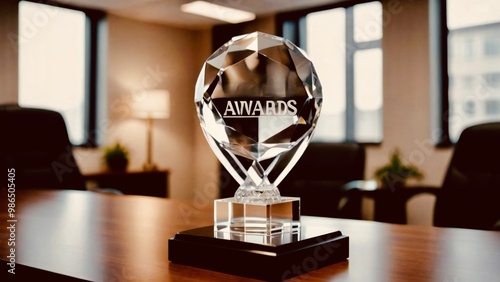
xmin=133 ymin=89 xmax=170 ymax=119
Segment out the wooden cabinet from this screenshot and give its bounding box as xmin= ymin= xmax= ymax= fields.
xmin=84 ymin=170 xmax=169 ymax=198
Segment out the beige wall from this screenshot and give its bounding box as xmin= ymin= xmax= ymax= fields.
xmin=370 ymin=0 xmax=452 ymax=187
xmin=76 ymin=15 xmax=211 ymax=200
xmin=241 ymin=16 xmax=276 ymax=34
xmin=365 ymin=0 xmax=452 ymax=224
xmin=0 ymin=0 xmax=18 ymax=104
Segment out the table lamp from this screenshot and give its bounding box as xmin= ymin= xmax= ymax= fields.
xmin=133 ymin=89 xmax=170 ymax=171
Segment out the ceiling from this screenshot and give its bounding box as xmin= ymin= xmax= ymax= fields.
xmin=62 ymin=0 xmax=346 ymax=29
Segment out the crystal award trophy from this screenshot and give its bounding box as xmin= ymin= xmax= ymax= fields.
xmin=199 ymin=31 xmax=321 ymax=235
xmin=169 ymin=32 xmax=348 ymax=281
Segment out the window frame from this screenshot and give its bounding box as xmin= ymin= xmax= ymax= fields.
xmin=19 ymin=0 xmax=105 ymax=147
xmin=434 ymin=0 xmax=452 ymax=147
xmin=276 ymin=0 xmax=383 ymax=145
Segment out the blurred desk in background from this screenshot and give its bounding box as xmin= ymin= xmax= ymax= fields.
xmin=84 ymin=170 xmax=169 ymax=197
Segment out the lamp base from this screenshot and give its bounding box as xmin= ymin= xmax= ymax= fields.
xmin=168 ymin=225 xmax=349 ymax=281
xmin=142 ymin=162 xmax=158 ymax=171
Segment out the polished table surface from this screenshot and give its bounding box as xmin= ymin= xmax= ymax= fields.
xmin=1 ymin=189 xmax=499 ymax=281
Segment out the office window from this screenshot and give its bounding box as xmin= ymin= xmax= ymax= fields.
xmin=484 ymin=37 xmax=500 ymax=56
xmin=484 ymin=73 xmax=500 ymax=89
xmin=18 ymin=1 xmax=103 ymax=146
xmin=451 ymin=39 xmax=474 ymax=59
xmin=279 ymin=1 xmax=383 ymax=143
xmin=445 ymin=0 xmax=500 ymax=142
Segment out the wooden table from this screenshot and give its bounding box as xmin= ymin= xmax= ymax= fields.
xmin=1 ymin=189 xmax=499 ymax=281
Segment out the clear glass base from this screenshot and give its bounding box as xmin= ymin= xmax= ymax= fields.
xmin=214 ymin=197 xmax=300 ymax=235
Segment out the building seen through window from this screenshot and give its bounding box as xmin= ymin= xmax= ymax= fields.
xmin=447 ymin=0 xmax=500 ymax=142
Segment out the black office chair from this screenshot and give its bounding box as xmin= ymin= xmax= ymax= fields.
xmin=373 ymin=122 xmax=500 ymax=230
xmin=0 ymin=104 xmax=91 ymax=190
xmin=220 ymin=143 xmax=366 ymax=219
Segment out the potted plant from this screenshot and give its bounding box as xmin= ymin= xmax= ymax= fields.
xmin=374 ymin=149 xmax=423 ymax=190
xmin=103 ymin=143 xmax=129 ymax=172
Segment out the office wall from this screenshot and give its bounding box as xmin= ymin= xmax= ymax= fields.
xmin=76 ymin=14 xmax=210 ymax=200
xmin=108 ymin=15 xmax=210 ymax=200
xmin=0 ymin=0 xmax=18 ymax=104
xmin=365 ymin=0 xmax=453 ymax=224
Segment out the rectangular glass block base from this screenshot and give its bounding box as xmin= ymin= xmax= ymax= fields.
xmin=214 ymin=197 xmax=300 ymax=235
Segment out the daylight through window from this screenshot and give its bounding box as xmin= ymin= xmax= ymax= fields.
xmin=19 ymin=1 xmax=88 ymax=145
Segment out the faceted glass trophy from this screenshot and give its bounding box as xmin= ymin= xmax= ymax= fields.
xmin=194 ymin=32 xmax=322 ymax=235
xmin=169 ymin=32 xmax=348 ymax=281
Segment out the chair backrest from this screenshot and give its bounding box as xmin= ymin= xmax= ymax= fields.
xmin=435 ymin=122 xmax=500 ymax=230
xmin=279 ymin=143 xmax=365 ymax=218
xmin=0 ymin=104 xmax=86 ymax=190
xmin=280 ymin=143 xmax=365 ymax=185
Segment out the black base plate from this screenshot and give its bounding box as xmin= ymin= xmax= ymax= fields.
xmin=169 ymin=225 xmax=349 ymax=281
